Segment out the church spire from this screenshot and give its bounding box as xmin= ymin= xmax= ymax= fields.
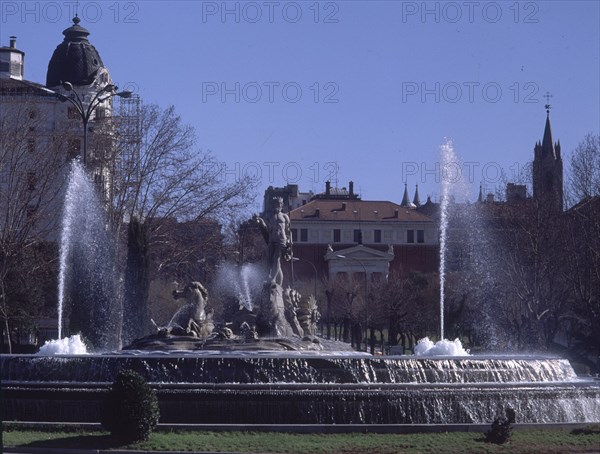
xmin=412 ymin=184 xmax=421 ymax=207
xmin=533 ymin=95 xmax=563 ymax=213
xmin=401 ymin=183 xmax=410 ymax=207
xmin=541 ymin=91 xmax=556 ymax=158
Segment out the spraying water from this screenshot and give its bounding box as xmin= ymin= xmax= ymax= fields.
xmin=55 ymin=160 xmax=119 ymax=351
xmin=438 ymin=139 xmax=471 ymax=343
xmin=37 ymin=334 xmax=88 ymax=355
xmin=438 ymin=141 xmax=453 ymax=341
xmin=216 ymin=262 xmax=263 ymax=311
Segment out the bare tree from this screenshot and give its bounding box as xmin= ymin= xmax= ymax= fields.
xmin=492 ymin=201 xmax=570 ymax=350
xmin=567 ymin=133 xmax=600 ymax=203
xmin=108 ymin=104 xmax=256 ymax=343
xmin=562 ymin=134 xmax=600 ymax=368
xmin=0 ymin=99 xmax=71 ymax=351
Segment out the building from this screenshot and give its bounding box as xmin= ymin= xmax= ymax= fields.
xmin=0 ymin=17 xmax=137 ymax=349
xmin=262 ymin=184 xmax=315 ymax=215
xmin=284 ymin=182 xmax=438 ymax=285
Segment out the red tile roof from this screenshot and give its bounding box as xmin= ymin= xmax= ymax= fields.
xmin=289 ymin=200 xmax=434 ymax=222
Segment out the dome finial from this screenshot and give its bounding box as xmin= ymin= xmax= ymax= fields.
xmin=72 ymin=15 xmax=80 ymax=25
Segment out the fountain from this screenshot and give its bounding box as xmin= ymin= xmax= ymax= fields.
xmin=56 ymin=161 xmax=119 ymax=351
xmin=1 ymin=158 xmax=599 ymax=426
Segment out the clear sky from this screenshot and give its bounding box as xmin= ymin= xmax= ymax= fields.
xmin=2 ymin=0 xmax=599 ymax=210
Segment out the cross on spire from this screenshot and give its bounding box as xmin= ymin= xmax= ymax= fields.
xmin=544 ymin=91 xmax=553 ymax=115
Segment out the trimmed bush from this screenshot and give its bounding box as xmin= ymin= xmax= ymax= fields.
xmin=101 ymin=369 xmax=159 ymax=442
xmin=484 ymin=406 xmax=515 ymax=444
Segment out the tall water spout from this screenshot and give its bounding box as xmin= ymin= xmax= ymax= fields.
xmin=439 ymin=141 xmax=453 ymax=340
xmin=56 ymin=160 xmax=119 ymax=351
xmin=439 ymin=139 xmax=467 ymax=341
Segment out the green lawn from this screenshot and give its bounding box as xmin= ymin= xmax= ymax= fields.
xmin=2 ymin=426 xmax=600 ymax=453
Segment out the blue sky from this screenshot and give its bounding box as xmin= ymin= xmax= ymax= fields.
xmin=2 ymin=0 xmax=599 ymax=209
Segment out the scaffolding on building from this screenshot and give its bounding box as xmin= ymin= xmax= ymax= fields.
xmin=116 ymin=94 xmax=141 ymax=186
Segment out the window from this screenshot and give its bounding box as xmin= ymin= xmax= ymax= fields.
xmin=333 ymin=229 xmax=341 ymax=243
xmin=300 ymin=228 xmax=308 ymax=242
xmin=291 ymin=228 xmax=298 ymax=242
xmin=353 ymin=229 xmax=362 ymax=244
xmin=374 ymin=229 xmax=382 ymax=243
xmin=417 ymin=230 xmax=425 ymax=244
xmin=407 ymin=229 xmax=415 ymax=243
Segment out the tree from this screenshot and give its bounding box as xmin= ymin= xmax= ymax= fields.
xmin=109 ymin=104 xmax=256 ymax=344
xmin=567 ymin=133 xmax=600 ymax=203
xmin=491 ymin=199 xmax=570 ymax=350
xmin=0 ymin=99 xmax=71 ymax=352
xmin=562 ymin=134 xmax=600 ymax=367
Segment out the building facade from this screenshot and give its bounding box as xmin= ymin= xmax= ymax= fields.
xmin=283 ymin=183 xmax=439 ymax=286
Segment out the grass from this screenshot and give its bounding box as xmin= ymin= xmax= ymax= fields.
xmin=2 ymin=426 xmax=600 ymax=453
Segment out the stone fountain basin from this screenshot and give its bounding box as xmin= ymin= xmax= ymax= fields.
xmin=2 ymin=353 xmax=599 ymax=424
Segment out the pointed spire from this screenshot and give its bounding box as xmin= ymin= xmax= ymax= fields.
xmin=542 ymin=113 xmax=554 ymax=155
xmin=400 ymin=183 xmax=410 ymax=207
xmin=413 ymin=184 xmax=421 ymax=207
xmin=478 ymin=184 xmax=484 ymax=203
xmin=541 ymin=91 xmax=557 ymax=159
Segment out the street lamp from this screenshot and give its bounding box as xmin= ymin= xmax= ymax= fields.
xmin=57 ymin=81 xmax=132 ymax=166
xmin=336 ymin=254 xmax=371 ymax=351
xmin=8 ymin=77 xmax=132 ymax=166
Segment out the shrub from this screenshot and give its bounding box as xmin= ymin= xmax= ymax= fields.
xmin=101 ymin=369 xmax=159 ymax=442
xmin=484 ymin=406 xmax=515 ymax=444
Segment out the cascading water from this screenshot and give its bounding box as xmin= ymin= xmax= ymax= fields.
xmin=2 ymin=353 xmax=599 ymax=424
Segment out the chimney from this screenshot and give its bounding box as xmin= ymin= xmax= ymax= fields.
xmin=315 ymin=208 xmax=320 ymax=217
xmin=325 ymin=181 xmax=331 ymax=196
xmin=349 ymin=181 xmax=354 ymax=197
xmin=1 ymin=36 xmax=24 ymax=80
xmin=341 ymin=202 xmax=347 ymax=211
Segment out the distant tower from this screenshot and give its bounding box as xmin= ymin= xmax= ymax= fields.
xmin=533 ymin=96 xmax=563 ymax=213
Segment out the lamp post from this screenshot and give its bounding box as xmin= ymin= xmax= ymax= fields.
xmin=57 ymin=81 xmax=132 ymax=166
xmin=9 ymin=80 xmax=132 ymax=167
xmin=336 ymin=254 xmax=370 ymax=352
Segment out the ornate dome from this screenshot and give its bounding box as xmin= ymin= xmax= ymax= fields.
xmin=46 ymin=16 xmax=104 ymax=88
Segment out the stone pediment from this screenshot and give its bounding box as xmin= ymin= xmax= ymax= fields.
xmin=325 ymin=245 xmax=394 ymax=277
xmin=324 ymin=244 xmax=394 ymax=262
